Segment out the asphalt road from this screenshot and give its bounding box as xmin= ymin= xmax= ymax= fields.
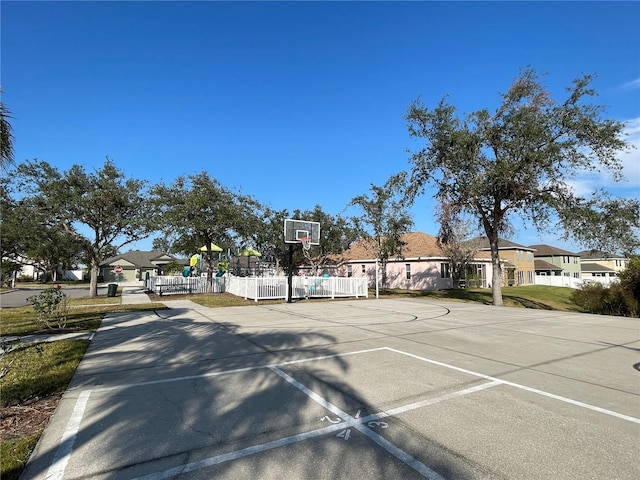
xmin=20 ymin=298 xmax=640 ymax=479
xmin=0 ymin=285 xmax=109 ymax=308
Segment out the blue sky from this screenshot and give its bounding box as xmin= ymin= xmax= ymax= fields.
xmin=3 ymin=1 xmax=639 ymax=253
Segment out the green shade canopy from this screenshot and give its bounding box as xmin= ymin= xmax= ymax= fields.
xmin=199 ymin=243 xmax=223 ymax=252
xmin=239 ymin=247 xmax=261 ymax=257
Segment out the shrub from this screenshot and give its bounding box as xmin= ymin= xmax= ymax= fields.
xmin=27 ymin=285 xmax=69 ymax=330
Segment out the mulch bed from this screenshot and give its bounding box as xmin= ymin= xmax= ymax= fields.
xmin=0 ymin=394 xmax=61 ymax=441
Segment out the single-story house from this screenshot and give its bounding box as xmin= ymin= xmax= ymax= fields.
xmin=99 ymin=251 xmax=185 ymax=283
xmin=323 ymin=232 xmax=494 ymax=290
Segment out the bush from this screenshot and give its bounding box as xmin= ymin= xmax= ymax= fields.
xmin=26 ymin=285 xmax=69 ymax=330
xmin=573 ymin=274 xmax=638 ymax=317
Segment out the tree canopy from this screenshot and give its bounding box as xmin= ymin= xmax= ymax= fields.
xmin=14 ymin=158 xmax=153 ymax=296
xmin=150 ymin=172 xmax=264 ymax=290
xmin=405 ymin=69 xmax=639 ymax=305
xmin=349 ymin=174 xmax=413 ymax=290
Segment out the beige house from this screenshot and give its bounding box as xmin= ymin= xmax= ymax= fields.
xmin=99 ymin=251 xmax=183 ymax=283
xmin=326 ymin=232 xmax=493 ymax=290
xmin=578 ymin=250 xmax=628 ymax=283
xmin=467 ymin=237 xmax=536 ymax=287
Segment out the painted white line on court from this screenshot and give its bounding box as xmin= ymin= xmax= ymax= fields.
xmin=385 ymin=347 xmax=640 ymax=424
xmin=45 ymin=390 xmax=91 ymax=480
xmin=131 ymin=423 xmax=350 ymax=480
xmin=360 ymin=380 xmax=503 ymax=422
xmin=43 ymin=348 xmax=387 ymax=479
xmin=269 ymin=365 xmax=446 ymax=480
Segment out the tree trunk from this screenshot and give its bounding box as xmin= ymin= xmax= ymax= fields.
xmin=89 ymin=258 xmax=99 ymax=298
xmin=489 ymin=236 xmax=504 ymax=306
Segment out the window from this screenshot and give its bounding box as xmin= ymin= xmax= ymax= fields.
xmin=405 ymin=264 xmax=411 ymax=280
xmin=361 ymin=265 xmax=366 ymax=274
xmin=563 ymin=256 xmax=569 ymax=264
xmin=527 ymin=252 xmax=533 ymax=262
xmin=516 ymin=250 xmax=523 ymax=261
xmin=573 ymin=272 xmax=580 ymax=278
xmin=574 ymin=257 xmax=579 ymax=264
xmin=528 ymin=271 xmax=534 ymax=284
xmin=347 ymin=265 xmax=352 ymax=278
xmin=441 ymin=263 xmax=450 ymax=278
xmin=518 ymin=271 xmax=524 ymax=284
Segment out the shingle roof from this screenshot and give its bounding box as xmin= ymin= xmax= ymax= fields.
xmin=580 ymin=262 xmax=617 ymax=273
xmin=466 ymin=236 xmax=535 ymax=251
xmin=99 ymin=250 xmax=179 ymax=268
xmin=578 ymin=250 xmax=624 ymax=260
xmin=332 ymin=232 xmax=492 ymax=262
xmin=529 ymin=244 xmax=577 ymax=256
xmin=534 ymin=259 xmax=563 ymax=271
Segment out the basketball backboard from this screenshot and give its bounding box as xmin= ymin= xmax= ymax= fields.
xmin=283 ymin=219 xmax=321 ymax=245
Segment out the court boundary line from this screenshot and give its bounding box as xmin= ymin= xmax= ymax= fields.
xmin=44 ymin=346 xmax=639 ymax=480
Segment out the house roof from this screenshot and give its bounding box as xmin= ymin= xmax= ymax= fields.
xmin=580 ymin=262 xmax=617 ymax=273
xmin=466 ymin=236 xmax=535 ymax=251
xmin=578 ymin=250 xmax=625 ymax=260
xmin=99 ymin=250 xmax=180 ymax=268
xmin=332 ymin=232 xmax=492 ymax=263
xmin=529 ymin=244 xmax=577 ymax=256
xmin=534 ymin=259 xmax=563 ymax=271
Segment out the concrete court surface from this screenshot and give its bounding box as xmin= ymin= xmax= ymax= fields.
xmin=21 ymin=298 xmax=639 ymax=479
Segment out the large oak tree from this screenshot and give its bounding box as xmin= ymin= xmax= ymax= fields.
xmin=405 ymin=69 xmax=639 ymax=306
xmin=15 ymin=158 xmax=153 ymax=296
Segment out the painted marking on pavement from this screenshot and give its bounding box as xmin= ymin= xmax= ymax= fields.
xmin=385 ymin=347 xmax=640 ymax=424
xmin=44 ymin=390 xmax=91 ymax=480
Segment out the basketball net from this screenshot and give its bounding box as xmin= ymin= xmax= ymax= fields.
xmin=300 ymin=236 xmax=312 ymax=252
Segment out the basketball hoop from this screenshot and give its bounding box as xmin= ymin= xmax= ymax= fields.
xmin=300 ymin=236 xmax=312 ymax=251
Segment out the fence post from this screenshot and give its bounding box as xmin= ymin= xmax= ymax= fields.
xmin=255 ymin=277 xmax=259 ymax=302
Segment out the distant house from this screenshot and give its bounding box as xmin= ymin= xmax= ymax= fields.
xmin=578 ymin=250 xmax=626 ymax=284
xmin=467 ymin=237 xmax=536 ymax=287
xmin=326 ymin=232 xmax=493 ymax=290
xmin=99 ymin=251 xmax=185 ymax=283
xmin=529 ymin=244 xmax=581 ymax=279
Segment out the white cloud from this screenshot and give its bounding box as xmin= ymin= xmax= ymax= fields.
xmin=621 ymin=78 xmax=640 ymax=89
xmin=619 ymin=117 xmax=640 ymax=187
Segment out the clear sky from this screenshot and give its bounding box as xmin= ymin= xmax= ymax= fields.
xmin=3 ymin=1 xmax=639 ymax=253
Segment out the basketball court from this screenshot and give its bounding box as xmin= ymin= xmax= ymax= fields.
xmin=22 ymin=297 xmax=639 ymax=479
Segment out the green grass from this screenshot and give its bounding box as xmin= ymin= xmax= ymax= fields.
xmin=0 ymin=340 xmax=90 ymax=407
xmin=184 ymin=292 xmax=284 ymax=307
xmin=1 ymin=432 xmax=41 ymax=480
xmin=1 ymin=303 xmax=165 ymax=337
xmin=382 ymin=285 xmax=584 ymax=312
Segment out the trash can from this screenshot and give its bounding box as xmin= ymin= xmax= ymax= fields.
xmin=107 ymin=283 xmax=118 ymax=297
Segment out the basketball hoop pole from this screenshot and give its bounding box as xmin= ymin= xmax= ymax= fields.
xmin=287 ymin=243 xmax=293 ymax=303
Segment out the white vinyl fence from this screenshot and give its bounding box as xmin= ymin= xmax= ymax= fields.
xmin=534 ymin=275 xmax=619 ymax=289
xmin=146 ymin=275 xmax=368 ymax=301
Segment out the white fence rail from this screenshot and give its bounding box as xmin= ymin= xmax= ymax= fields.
xmin=146 ymin=275 xmax=221 ymax=295
xmin=146 ymin=275 xmax=368 ymax=301
xmin=534 ymin=275 xmax=619 ymax=289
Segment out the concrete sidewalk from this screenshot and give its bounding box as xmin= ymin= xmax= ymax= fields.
xmin=120 ymin=284 xmax=153 ymax=305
